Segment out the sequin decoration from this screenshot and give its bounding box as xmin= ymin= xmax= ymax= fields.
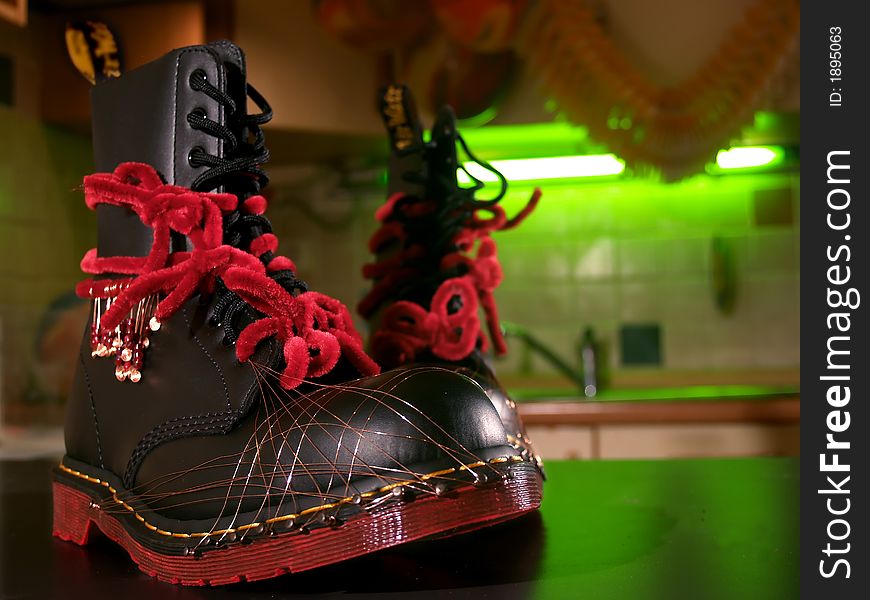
xmin=85 ymin=280 xmax=158 ymax=383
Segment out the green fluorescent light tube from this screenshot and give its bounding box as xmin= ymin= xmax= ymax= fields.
xmin=458 ymin=154 xmax=625 ymax=184
xmin=715 ymin=146 xmax=783 ymax=170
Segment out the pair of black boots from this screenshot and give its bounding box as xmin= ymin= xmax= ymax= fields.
xmin=53 ymin=41 xmax=542 ymax=586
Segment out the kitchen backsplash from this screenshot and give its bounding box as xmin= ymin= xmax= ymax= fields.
xmin=0 ymin=110 xmax=799 ymax=422
xmin=267 ymin=171 xmax=800 ymax=385
xmin=0 ymin=109 xmax=94 ymax=421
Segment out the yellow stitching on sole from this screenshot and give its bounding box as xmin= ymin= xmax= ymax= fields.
xmin=57 ymin=454 xmax=526 ymax=539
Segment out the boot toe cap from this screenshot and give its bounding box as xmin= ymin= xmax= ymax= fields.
xmin=133 ymin=365 xmax=515 ymax=521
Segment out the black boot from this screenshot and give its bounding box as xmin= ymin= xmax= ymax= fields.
xmin=359 ymin=84 xmax=544 ymax=474
xmin=54 ymin=45 xmax=542 ymax=586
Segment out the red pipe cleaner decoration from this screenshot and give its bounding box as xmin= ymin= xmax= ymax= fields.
xmin=370 ymin=276 xmax=481 ymax=366
xmin=361 ymin=187 xmax=541 ymax=368
xmin=78 ymin=162 xmax=378 ymax=389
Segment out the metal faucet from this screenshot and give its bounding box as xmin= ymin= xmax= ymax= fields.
xmin=501 ymin=321 xmax=597 ymax=397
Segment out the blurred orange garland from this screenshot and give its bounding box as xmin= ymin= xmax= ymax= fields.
xmin=517 ymin=0 xmax=800 ymax=179
xmin=313 ymin=0 xmax=800 ymax=178
xmin=430 ymin=0 xmax=530 ymax=52
xmin=313 ymin=0 xmax=528 ymax=121
xmin=312 ymin=0 xmax=433 ymax=51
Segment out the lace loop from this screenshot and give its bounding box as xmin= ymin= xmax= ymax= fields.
xmin=455 ymin=133 xmax=508 ymax=207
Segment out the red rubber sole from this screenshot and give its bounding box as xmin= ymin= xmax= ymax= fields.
xmin=53 ymin=464 xmax=542 ymax=586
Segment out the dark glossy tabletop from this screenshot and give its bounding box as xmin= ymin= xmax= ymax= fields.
xmin=0 ymin=458 xmax=798 ymax=600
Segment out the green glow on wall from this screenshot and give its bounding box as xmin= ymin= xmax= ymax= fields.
xmin=454 ymin=117 xmax=792 ymax=180
xmin=458 ymin=122 xmax=595 ymax=161
xmin=490 ymin=170 xmax=797 ymax=231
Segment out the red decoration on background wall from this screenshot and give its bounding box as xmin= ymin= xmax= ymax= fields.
xmin=517 ymin=0 xmax=800 ymax=179
xmin=402 ymin=36 xmax=516 ymax=122
xmin=313 ymin=0 xmax=433 ymax=51
xmin=1 ymin=0 xmax=27 ymax=27
xmin=311 ymin=0 xmax=520 ymax=123
xmin=429 ymin=0 xmax=529 ymax=52
xmin=313 ymin=0 xmax=799 ymax=179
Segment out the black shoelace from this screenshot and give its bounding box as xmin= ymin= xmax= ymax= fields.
xmin=187 ymin=69 xmax=271 ymax=194
xmin=186 ymin=69 xmax=308 ymax=342
xmin=385 ymin=133 xmax=510 ymax=305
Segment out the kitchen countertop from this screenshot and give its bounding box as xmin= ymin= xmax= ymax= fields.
xmin=0 ymin=457 xmax=798 ymax=599
xmin=510 ymin=384 xmax=800 ymax=426
xmin=509 ymin=384 xmax=799 ymax=403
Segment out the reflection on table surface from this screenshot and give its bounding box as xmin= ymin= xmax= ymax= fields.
xmin=0 ymin=458 xmax=797 ymax=600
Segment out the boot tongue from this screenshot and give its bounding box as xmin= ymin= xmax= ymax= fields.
xmin=206 ymin=40 xmax=247 ymax=98
xmin=379 ymin=85 xmax=426 ymax=197
xmin=205 ymin=40 xmax=273 ymax=203
xmin=205 ymin=41 xmax=275 ymax=253
xmin=427 ymin=105 xmax=461 ymax=200
xmin=206 ymin=40 xmax=248 ymax=158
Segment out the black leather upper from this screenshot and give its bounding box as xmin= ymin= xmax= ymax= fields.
xmin=65 ymin=296 xmax=276 ymax=486
xmin=414 ymin=349 xmax=536 ymax=458
xmin=134 ymin=365 xmax=510 ymax=520
xmin=92 ymin=44 xmax=234 ymax=258
xmin=65 ymin=43 xmax=519 ymax=524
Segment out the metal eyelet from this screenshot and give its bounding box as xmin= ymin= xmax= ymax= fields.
xmin=190 ymin=69 xmax=208 ymax=85
xmin=190 ymin=107 xmax=207 ymax=121
xmin=188 ymin=146 xmax=204 ymax=167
